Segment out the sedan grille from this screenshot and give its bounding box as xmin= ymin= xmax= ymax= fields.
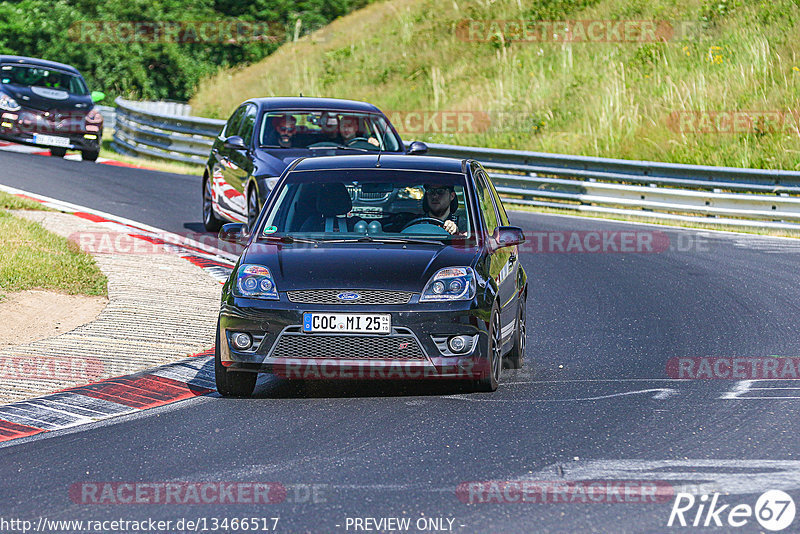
xmin=270 ymin=333 xmax=426 ymax=360
xmin=287 ymin=290 xmax=413 ymax=305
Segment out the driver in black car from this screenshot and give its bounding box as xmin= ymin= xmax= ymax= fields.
xmin=423 ymin=184 xmax=466 ymax=235
xmin=339 ymin=115 xmax=379 ymax=147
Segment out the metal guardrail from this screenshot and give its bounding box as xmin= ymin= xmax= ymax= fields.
xmin=112 ymin=98 xmax=225 ymax=165
xmin=111 ymin=99 xmax=800 ymax=230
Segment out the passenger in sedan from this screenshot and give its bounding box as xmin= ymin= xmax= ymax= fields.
xmin=273 ymin=115 xmax=297 ymax=148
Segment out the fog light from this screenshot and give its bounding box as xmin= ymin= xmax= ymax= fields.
xmin=448 ymin=335 xmax=469 ymax=353
xmin=230 ymin=332 xmax=253 ymax=351
xmin=83 ymin=134 xmax=97 ymax=139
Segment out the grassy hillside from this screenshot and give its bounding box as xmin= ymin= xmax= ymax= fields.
xmin=191 ymin=0 xmax=800 ymax=169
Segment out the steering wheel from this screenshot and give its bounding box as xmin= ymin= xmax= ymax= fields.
xmin=401 ymin=217 xmax=446 ymax=231
xmin=345 ymin=137 xmax=370 ymax=146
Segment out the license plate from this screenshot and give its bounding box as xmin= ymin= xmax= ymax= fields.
xmin=303 ymin=313 xmax=391 ymax=334
xmin=33 ymin=134 xmax=71 ymax=148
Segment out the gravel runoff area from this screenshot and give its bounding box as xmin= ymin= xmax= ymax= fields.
xmin=0 ymin=210 xmax=222 ymax=404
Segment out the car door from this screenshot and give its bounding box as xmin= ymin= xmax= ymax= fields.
xmin=212 ymin=105 xmax=247 ymax=221
xmin=224 ymin=103 xmax=257 ymax=221
xmin=474 ymin=166 xmax=517 ymax=344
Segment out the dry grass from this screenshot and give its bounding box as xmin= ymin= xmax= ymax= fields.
xmin=190 ymin=0 xmax=800 ymax=170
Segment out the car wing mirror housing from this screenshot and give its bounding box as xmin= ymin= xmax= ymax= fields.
xmin=90 ymin=91 xmax=105 ymax=103
xmin=219 ymin=223 xmax=249 ymax=244
xmin=223 ymin=135 xmax=247 ymax=151
xmin=491 ymin=226 xmax=525 ymax=251
xmin=407 ymin=141 xmax=428 ymax=155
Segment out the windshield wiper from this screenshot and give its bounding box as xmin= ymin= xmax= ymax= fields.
xmin=259 ymin=235 xmax=319 ymax=244
xmin=317 ymin=235 xmax=444 ymax=245
xmin=307 ymin=145 xmax=373 ymax=153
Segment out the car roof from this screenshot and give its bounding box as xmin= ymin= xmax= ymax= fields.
xmin=247 ymin=97 xmax=383 ymax=114
xmin=0 ymin=55 xmax=81 ymax=75
xmin=290 ymin=154 xmax=467 ymax=174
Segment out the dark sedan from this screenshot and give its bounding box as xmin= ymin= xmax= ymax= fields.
xmin=214 ymin=154 xmax=527 ymax=396
xmin=202 ymin=97 xmax=428 ymax=232
xmin=0 ymin=55 xmax=104 ymax=161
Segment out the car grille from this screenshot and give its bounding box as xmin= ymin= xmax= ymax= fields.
xmin=287 ymin=290 xmax=413 ymax=305
xmin=270 ymin=333 xmax=426 ymax=360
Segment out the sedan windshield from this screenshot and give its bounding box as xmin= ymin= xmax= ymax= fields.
xmin=260 ymin=169 xmax=474 ymax=241
xmin=259 ymin=110 xmax=401 ymax=151
xmin=0 ymin=65 xmax=88 ymax=95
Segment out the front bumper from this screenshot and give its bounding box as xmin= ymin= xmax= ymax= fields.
xmin=0 ymin=108 xmax=101 ymax=151
xmin=218 ymin=297 xmax=491 ymax=380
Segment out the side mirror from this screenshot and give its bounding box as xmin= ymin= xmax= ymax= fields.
xmin=218 ymin=223 xmax=248 ymax=244
xmin=223 ymin=135 xmax=247 ymax=151
xmin=90 ymin=91 xmax=105 ymax=103
xmin=491 ymin=226 xmax=525 ymax=251
xmin=407 ymin=141 xmax=428 ymax=155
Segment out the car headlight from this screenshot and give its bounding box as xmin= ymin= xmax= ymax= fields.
xmin=420 ymin=267 xmax=476 ymax=302
xmin=0 ymin=92 xmax=20 ymax=112
xmin=233 ymin=264 xmax=278 ymax=300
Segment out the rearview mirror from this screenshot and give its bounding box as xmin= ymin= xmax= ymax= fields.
xmin=491 ymin=226 xmax=525 ymax=251
xmin=223 ymin=135 xmax=247 ymax=151
xmin=218 ymin=223 xmax=248 ymax=244
xmin=90 ymin=91 xmax=105 ymax=103
xmin=407 ymin=141 xmax=428 ymax=155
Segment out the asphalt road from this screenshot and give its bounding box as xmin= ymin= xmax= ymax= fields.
xmin=2 ymin=150 xmax=800 ymax=533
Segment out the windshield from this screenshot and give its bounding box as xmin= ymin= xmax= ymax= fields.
xmin=259 ymin=110 xmax=401 ymax=151
xmin=260 ymin=169 xmax=473 ymax=241
xmin=0 ymin=64 xmax=88 ymax=95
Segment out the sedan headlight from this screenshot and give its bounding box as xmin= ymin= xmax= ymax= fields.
xmin=420 ymin=267 xmax=476 ymax=302
xmin=233 ymin=264 xmax=278 ymax=300
xmin=0 ymin=92 xmax=20 ymax=112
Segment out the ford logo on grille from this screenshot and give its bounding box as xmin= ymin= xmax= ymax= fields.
xmin=337 ymin=292 xmax=361 ymax=301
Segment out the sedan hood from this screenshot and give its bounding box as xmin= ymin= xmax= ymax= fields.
xmin=2 ymin=85 xmax=93 ymax=113
xmin=242 ymin=242 xmax=480 ymax=291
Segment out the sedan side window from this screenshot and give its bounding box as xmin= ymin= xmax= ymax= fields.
xmin=475 ymin=171 xmax=499 ymax=236
xmin=485 ymin=173 xmax=510 ymax=226
xmin=223 ymin=106 xmax=247 ymax=138
xmin=238 ymin=105 xmax=258 ymax=146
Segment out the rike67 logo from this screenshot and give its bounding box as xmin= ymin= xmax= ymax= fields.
xmin=667 ymin=490 xmax=796 ymax=531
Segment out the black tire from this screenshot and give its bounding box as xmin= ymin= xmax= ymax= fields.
xmin=203 ymin=177 xmax=223 ymax=232
xmin=81 ymin=150 xmax=99 ymax=162
xmin=214 ymin=321 xmax=257 ymax=397
xmin=49 ymin=147 xmax=67 ymax=158
xmin=506 ymin=302 xmax=526 ymax=369
xmin=475 ymin=305 xmax=502 ymax=392
xmin=247 ymin=187 xmax=260 ymax=231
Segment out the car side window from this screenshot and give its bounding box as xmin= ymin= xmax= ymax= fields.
xmin=474 ymin=170 xmax=499 ymax=236
xmin=223 ymin=106 xmax=246 ymax=138
xmin=238 ymin=105 xmax=257 ymax=146
xmin=485 ymin=173 xmax=510 ymax=226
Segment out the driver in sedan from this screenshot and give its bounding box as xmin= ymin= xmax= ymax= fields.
xmin=423 ymin=184 xmax=465 ymax=235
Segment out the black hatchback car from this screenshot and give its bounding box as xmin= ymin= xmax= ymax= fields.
xmin=0 ymin=55 xmax=104 ymax=161
xmin=202 ymin=97 xmax=428 ymax=232
xmin=214 ymin=154 xmax=527 ymax=396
